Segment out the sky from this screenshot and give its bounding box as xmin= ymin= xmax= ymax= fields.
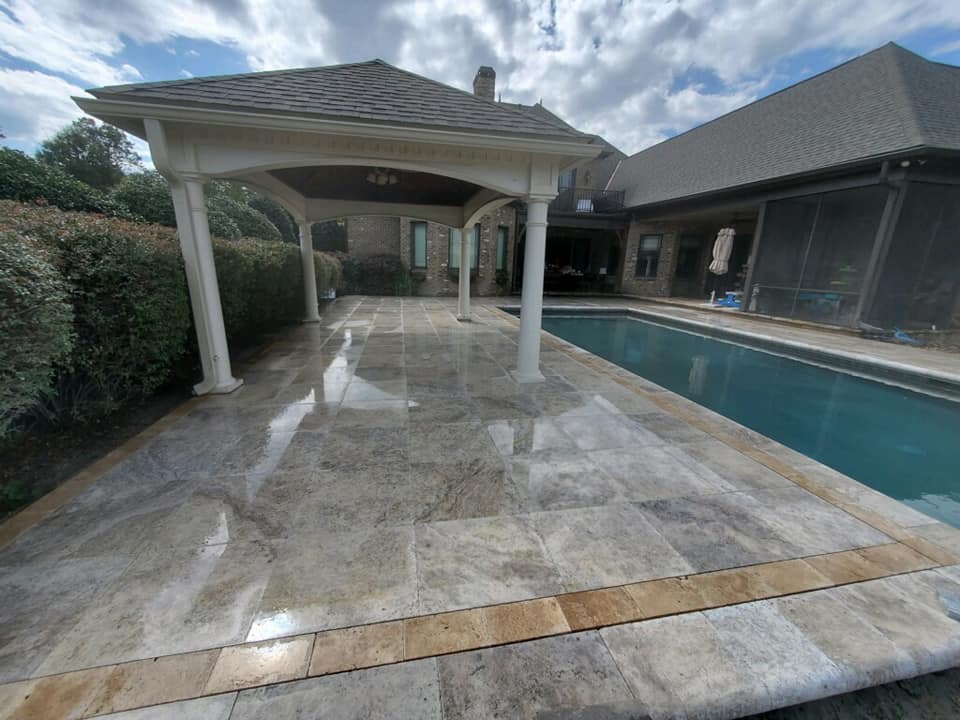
xmin=2 ymin=0 xmax=960 ymax=162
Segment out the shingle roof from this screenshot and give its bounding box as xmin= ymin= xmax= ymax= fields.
xmin=609 ymin=43 xmax=960 ymax=208
xmin=88 ymin=59 xmax=590 ymax=141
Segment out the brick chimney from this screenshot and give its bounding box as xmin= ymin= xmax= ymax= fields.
xmin=473 ymin=66 xmax=495 ymax=101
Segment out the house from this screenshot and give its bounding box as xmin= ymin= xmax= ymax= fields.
xmin=345 ymin=43 xmax=958 ymax=331
xmin=606 ymin=42 xmax=960 ymax=330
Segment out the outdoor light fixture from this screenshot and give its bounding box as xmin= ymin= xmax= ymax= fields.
xmin=365 ymin=168 xmax=399 ymax=186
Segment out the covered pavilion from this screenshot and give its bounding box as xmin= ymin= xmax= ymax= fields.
xmin=75 ymin=58 xmax=603 ymax=393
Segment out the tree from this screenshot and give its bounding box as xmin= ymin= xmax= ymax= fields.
xmin=0 ymin=147 xmax=128 ymax=217
xmin=313 ymin=220 xmax=348 ymax=251
xmin=37 ymin=118 xmax=141 ymax=190
xmin=111 ymin=171 xmax=176 ymax=226
xmin=110 ymin=171 xmax=282 ymax=242
xmin=248 ymin=195 xmax=297 ymax=244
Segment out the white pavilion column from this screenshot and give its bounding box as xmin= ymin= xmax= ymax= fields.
xmin=457 ymin=226 xmax=472 ymax=321
xmin=299 ymin=221 xmax=321 ymax=323
xmin=169 ymin=175 xmax=242 ymax=395
xmin=514 ymin=197 xmax=550 ymax=383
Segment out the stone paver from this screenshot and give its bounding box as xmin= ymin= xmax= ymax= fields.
xmin=0 ymin=296 xmax=955 ymax=720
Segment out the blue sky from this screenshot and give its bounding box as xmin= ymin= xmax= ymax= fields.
xmin=2 ymin=0 xmax=959 ymax=158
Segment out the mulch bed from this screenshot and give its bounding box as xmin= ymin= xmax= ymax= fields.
xmin=0 ymin=388 xmax=189 ymax=520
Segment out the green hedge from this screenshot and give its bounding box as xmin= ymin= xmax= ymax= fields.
xmin=208 ymin=195 xmax=282 ymax=243
xmin=0 ymin=147 xmax=129 ymax=217
xmin=111 ymin=171 xmax=177 ymax=226
xmin=340 ymin=253 xmax=415 ymax=295
xmin=0 ymin=200 xmax=341 ymax=438
xmin=0 ymin=233 xmax=73 ymax=437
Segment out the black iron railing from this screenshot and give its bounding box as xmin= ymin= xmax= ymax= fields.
xmin=550 ymin=187 xmax=625 ymax=213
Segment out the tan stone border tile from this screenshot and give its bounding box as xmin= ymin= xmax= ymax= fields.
xmin=0 ymin=541 xmax=950 ymax=719
xmin=0 ymin=666 xmax=113 ymax=720
xmin=309 ymin=622 xmax=403 ymax=677
xmin=86 ymin=649 xmax=219 ymax=716
xmin=204 ymin=635 xmax=313 ymax=694
xmin=404 ymin=607 xmax=489 ymax=659
xmin=555 ymin=587 xmax=642 ymax=631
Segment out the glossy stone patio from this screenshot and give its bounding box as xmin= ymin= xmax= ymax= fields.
xmin=2 ymin=296 xmax=959 ymax=720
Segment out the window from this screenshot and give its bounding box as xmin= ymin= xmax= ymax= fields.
xmin=410 ymin=221 xmax=427 ymax=269
xmin=751 ymin=186 xmax=887 ymax=325
xmin=449 ymin=224 xmax=480 ymax=271
xmin=496 ymin=226 xmax=508 ymax=271
xmin=635 ymin=234 xmax=662 ymax=278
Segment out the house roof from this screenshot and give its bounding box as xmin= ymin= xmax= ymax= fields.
xmin=609 ymin=43 xmax=960 ymax=209
xmin=87 ymin=59 xmax=591 ymax=142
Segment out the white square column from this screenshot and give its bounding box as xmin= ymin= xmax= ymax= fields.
xmin=514 ymin=196 xmax=550 ymax=383
xmin=169 ymin=176 xmax=243 ymax=395
xmin=299 ymin=221 xmax=322 ymax=323
xmin=457 ymin=226 xmax=472 ymax=321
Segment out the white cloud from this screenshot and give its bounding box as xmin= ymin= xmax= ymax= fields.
xmin=2 ymin=0 xmax=960 ymax=154
xmin=0 ymin=69 xmax=88 ymax=148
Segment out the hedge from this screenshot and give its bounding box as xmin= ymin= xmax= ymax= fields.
xmin=0 ymin=233 xmax=73 ymax=437
xmin=0 ymin=147 xmax=129 ymax=217
xmin=208 ymin=195 xmax=282 ymax=243
xmin=339 ymin=253 xmax=415 ymax=295
xmin=0 ymin=200 xmax=341 ymax=439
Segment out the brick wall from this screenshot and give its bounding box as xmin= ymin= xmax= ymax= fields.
xmin=618 ymin=219 xmax=681 ymax=296
xmin=345 ymin=206 xmax=517 ymax=296
xmin=400 ymin=205 xmax=517 ymax=296
xmin=346 ymin=216 xmax=400 ymax=257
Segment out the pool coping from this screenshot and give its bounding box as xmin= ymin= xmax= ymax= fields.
xmin=500 ymin=304 xmax=960 ymax=399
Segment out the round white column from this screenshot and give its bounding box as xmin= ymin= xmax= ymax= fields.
xmin=457 ymin=226 xmax=472 ymax=321
xmin=514 ymin=197 xmax=550 ymax=383
xmin=299 ymin=221 xmax=322 ymax=323
xmin=173 ymin=176 xmax=242 ymax=395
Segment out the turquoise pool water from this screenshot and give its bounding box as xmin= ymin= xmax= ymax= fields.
xmin=542 ymin=314 xmax=960 ymax=528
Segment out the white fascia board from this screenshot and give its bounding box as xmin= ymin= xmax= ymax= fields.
xmin=73 ymin=97 xmax=602 ymax=159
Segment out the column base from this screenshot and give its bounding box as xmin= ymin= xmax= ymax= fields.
xmin=302 ymin=317 xmax=322 ymax=324
xmin=457 ymin=314 xmax=473 ymax=322
xmin=511 ymin=369 xmax=545 ymax=384
xmin=193 ymin=376 xmax=244 ymax=396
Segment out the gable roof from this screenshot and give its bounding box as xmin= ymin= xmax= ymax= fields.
xmin=88 ymin=59 xmax=591 ymax=142
xmin=609 ymin=43 xmax=960 ymax=209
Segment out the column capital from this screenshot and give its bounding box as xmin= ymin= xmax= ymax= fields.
xmin=525 ymin=193 xmax=555 ymax=204
xmin=178 ymin=172 xmax=208 ymax=185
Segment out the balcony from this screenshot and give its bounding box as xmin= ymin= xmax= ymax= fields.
xmin=550 ymin=187 xmax=625 ymax=214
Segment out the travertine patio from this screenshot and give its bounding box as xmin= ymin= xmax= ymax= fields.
xmin=2 ymin=296 xmax=960 ymax=719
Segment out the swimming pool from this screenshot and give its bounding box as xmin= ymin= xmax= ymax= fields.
xmin=541 ymin=313 xmax=960 ymax=528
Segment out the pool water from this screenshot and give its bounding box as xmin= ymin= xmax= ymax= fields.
xmin=543 ymin=315 xmax=960 ymax=528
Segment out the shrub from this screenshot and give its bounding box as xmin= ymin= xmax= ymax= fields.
xmin=212 ymin=238 xmax=299 ymax=341
xmin=248 ymin=195 xmax=297 ymax=244
xmin=314 ymin=252 xmax=342 ymax=293
xmin=0 ymin=147 xmax=128 ymax=216
xmin=0 ymin=233 xmax=73 ymax=436
xmin=0 ymin=200 xmax=340 ymax=438
xmin=313 ymin=219 xmax=348 ymax=251
xmin=208 ymin=195 xmax=282 ymax=243
xmin=111 ymin=170 xmax=176 ymax=226
xmin=339 ymin=253 xmax=414 ymax=295
xmin=0 ymin=202 xmax=192 ymax=421
xmin=207 ymin=209 xmax=241 ymax=240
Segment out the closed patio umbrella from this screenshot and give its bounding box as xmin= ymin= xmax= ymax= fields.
xmin=709 ymin=227 xmax=736 ymax=275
